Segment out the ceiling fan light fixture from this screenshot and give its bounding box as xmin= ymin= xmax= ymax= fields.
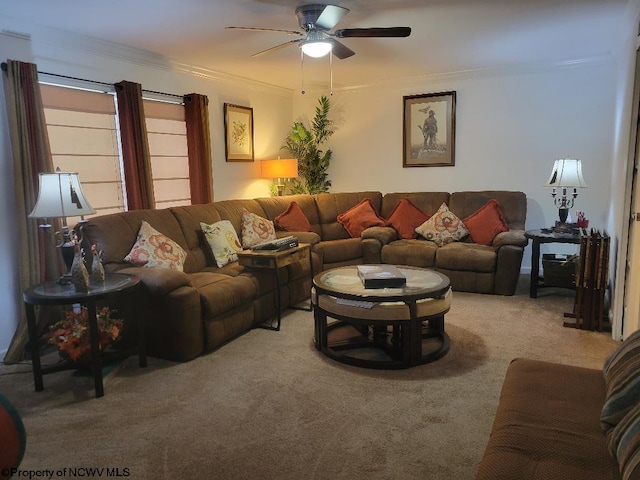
xmin=301 ymin=40 xmax=332 ymax=57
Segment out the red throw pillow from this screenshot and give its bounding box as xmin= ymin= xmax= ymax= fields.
xmin=274 ymin=201 xmax=312 ymax=232
xmin=386 ymin=198 xmax=430 ymax=239
xmin=463 ymin=199 xmax=509 ymax=246
xmin=337 ymin=198 xmax=387 ymax=238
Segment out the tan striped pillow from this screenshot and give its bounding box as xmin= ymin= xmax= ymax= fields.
xmin=608 ymin=401 xmax=640 ymax=479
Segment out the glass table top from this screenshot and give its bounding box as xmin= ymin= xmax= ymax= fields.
xmin=313 ymin=265 xmax=450 ymax=301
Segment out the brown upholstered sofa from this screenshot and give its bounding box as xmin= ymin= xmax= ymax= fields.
xmin=81 ymin=190 xmax=527 ymax=362
xmin=476 ymin=356 xmax=635 ymax=479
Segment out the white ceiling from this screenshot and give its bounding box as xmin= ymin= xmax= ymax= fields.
xmin=0 ymin=0 xmax=631 ymax=90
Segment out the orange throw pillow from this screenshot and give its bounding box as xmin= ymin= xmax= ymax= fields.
xmin=463 ymin=199 xmax=509 ymax=246
xmin=274 ymin=201 xmax=312 ymax=232
xmin=337 ymin=198 xmax=387 ymax=238
xmin=386 ymin=198 xmax=430 ymax=239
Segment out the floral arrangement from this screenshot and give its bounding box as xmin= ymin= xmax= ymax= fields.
xmin=47 ymin=306 xmax=124 ymax=363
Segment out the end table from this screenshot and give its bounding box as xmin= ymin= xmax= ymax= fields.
xmin=23 ymin=273 xmax=146 ymax=398
xmin=525 ymin=229 xmax=581 ymax=298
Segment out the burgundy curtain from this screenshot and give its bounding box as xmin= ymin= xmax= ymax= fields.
xmin=115 ymin=81 xmax=155 ymax=210
xmin=3 ymin=60 xmax=61 ymax=362
xmin=184 ymin=93 xmax=214 ymax=204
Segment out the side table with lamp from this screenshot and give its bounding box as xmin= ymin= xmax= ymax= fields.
xmin=526 ymin=158 xmax=589 ymax=298
xmin=25 ymin=169 xmax=147 ymax=398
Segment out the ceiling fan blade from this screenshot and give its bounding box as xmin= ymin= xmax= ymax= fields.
xmin=252 ymin=39 xmax=301 ymax=58
xmin=315 ymin=5 xmax=350 ymax=30
xmin=329 ymin=39 xmax=355 ymax=59
xmin=226 ymin=26 xmax=302 ymax=36
xmin=334 ymin=27 xmax=411 ymax=38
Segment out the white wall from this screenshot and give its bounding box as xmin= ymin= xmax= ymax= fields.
xmin=294 ymin=62 xmax=617 ymax=271
xmin=0 ymin=17 xmax=293 ymax=358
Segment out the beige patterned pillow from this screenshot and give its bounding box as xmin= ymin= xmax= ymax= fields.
xmin=124 ymin=221 xmax=187 ymax=271
xmin=241 ymin=209 xmax=277 ymax=248
xmin=415 ymin=203 xmax=469 ymax=247
xmin=201 ymin=220 xmax=243 ymax=268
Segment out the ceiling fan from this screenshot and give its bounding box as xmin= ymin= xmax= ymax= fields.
xmin=226 ymin=4 xmax=411 ymax=60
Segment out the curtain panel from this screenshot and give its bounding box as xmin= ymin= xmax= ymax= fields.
xmin=184 ymin=93 xmax=213 ymax=204
xmin=3 ymin=60 xmax=61 ymax=363
xmin=115 ymin=81 xmax=155 ymax=210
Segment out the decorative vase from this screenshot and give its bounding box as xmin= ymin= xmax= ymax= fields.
xmin=90 ymin=244 xmax=105 ymax=285
xmin=70 ymin=244 xmax=90 ymax=292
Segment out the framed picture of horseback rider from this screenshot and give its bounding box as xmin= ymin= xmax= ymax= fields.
xmin=402 ymin=91 xmax=456 ymax=167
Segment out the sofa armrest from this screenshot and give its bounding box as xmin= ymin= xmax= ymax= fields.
xmin=492 ymin=229 xmax=527 ymax=249
xmin=362 ymin=226 xmax=398 ymax=244
xmin=113 ymin=266 xmax=193 ymax=296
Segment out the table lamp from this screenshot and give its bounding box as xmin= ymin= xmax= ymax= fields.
xmin=261 ymin=158 xmax=298 ymax=196
xmin=544 ymin=158 xmax=587 ymax=224
xmin=28 ymin=168 xmax=96 ymax=284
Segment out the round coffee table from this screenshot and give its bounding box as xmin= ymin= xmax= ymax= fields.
xmin=312 ymin=265 xmax=452 ymax=369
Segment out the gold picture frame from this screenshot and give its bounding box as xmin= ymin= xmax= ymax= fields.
xmin=224 ymin=103 xmax=254 ymax=162
xmin=403 ymin=91 xmax=456 ymax=167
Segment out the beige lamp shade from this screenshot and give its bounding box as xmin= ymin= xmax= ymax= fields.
xmin=261 ymin=158 xmax=299 ymax=179
xmin=544 ymin=158 xmax=588 ymax=188
xmin=29 ymin=170 xmax=95 ymax=222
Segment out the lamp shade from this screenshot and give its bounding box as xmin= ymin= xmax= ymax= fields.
xmin=261 ymin=159 xmax=299 ymax=179
xmin=28 ymin=170 xmax=95 ymax=220
xmin=544 ymin=158 xmax=588 ymax=188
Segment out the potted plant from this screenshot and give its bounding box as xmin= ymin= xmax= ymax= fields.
xmin=282 ymin=95 xmax=335 ymax=194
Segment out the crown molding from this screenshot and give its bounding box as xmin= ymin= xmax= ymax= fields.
xmin=28 ymin=23 xmax=293 ymax=98
xmin=333 ymin=55 xmax=615 ymax=94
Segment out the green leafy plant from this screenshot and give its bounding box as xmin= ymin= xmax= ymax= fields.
xmin=282 ymin=95 xmax=335 ymax=194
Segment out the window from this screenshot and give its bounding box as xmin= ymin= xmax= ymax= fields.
xmin=40 ymin=83 xmax=125 ymax=225
xmin=40 ymin=84 xmax=193 ymax=221
xmin=143 ymin=99 xmax=191 ymax=209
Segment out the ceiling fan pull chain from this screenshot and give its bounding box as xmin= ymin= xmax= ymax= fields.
xmin=301 ymin=49 xmax=305 ymax=95
xmin=329 ymin=50 xmax=334 ymax=96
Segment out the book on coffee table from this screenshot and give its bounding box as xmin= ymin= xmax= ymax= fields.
xmin=356 ymin=265 xmax=407 ymax=289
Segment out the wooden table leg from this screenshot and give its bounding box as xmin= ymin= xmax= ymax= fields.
xmin=86 ymin=301 xmax=104 ymax=398
xmin=25 ymin=303 xmax=43 ymax=392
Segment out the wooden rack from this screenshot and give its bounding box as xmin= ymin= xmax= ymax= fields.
xmin=563 ymin=228 xmax=610 ymax=331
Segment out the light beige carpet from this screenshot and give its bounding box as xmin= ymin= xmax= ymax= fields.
xmin=0 ymin=281 xmax=619 ymax=480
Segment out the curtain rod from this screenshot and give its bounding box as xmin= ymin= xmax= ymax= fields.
xmin=1 ymin=61 xmax=184 ymax=100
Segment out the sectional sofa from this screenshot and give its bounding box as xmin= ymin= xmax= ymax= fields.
xmin=80 ymin=190 xmax=527 ymax=362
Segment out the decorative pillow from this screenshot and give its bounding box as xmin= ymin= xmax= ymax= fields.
xmin=124 ymin=220 xmax=187 ymax=271
xmin=601 ymin=330 xmax=640 ymax=433
xmin=386 ymin=198 xmax=430 ymax=240
xmin=415 ymin=203 xmax=469 ymax=247
xmin=608 ymin=401 xmax=640 ymax=480
xmin=337 ymin=198 xmax=387 ymax=238
xmin=201 ymin=220 xmax=243 ymax=268
xmin=241 ymin=209 xmax=277 ymax=248
xmin=274 ymin=201 xmax=312 ymax=232
xmin=462 ymin=199 xmax=510 ymax=246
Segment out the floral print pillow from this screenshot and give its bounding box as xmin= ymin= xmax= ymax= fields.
xmin=415 ymin=203 xmax=470 ymax=247
xmin=200 ymin=220 xmax=243 ymax=268
xmin=241 ymin=209 xmax=277 ymax=249
xmin=124 ymin=221 xmax=187 ymax=271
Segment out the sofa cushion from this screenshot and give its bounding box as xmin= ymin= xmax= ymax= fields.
xmin=601 ymin=330 xmax=640 ymax=433
xmin=201 ymin=220 xmax=243 ymax=268
xmin=337 ymin=198 xmax=387 ymax=238
xmin=124 ymin=220 xmax=188 ymax=271
xmin=415 ymin=203 xmax=469 ymax=247
xmin=462 ymin=199 xmax=509 ymax=246
xmin=274 ymin=201 xmax=312 ymax=232
xmin=476 ymin=358 xmax=620 ymax=480
xmin=381 ymin=239 xmax=437 ymax=268
xmin=386 ymin=198 xmax=430 ymax=240
xmin=241 ymin=209 xmax=277 ymax=248
xmin=436 ymin=242 xmax=496 ymax=272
